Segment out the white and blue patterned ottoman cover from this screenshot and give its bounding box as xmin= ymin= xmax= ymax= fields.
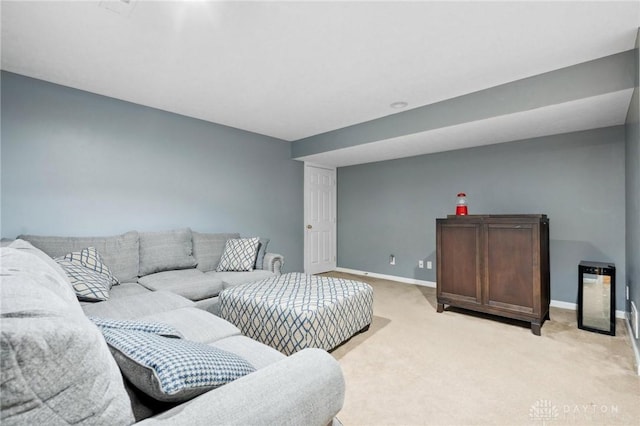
xmin=219 ymin=273 xmax=373 ymax=355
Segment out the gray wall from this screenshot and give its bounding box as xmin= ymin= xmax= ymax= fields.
xmin=1 ymin=71 xmax=304 ymax=271
xmin=625 ymin=39 xmax=639 ymax=346
xmin=338 ymin=126 xmax=626 ymax=309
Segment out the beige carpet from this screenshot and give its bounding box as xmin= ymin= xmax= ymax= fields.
xmin=325 ymin=272 xmax=640 ymax=426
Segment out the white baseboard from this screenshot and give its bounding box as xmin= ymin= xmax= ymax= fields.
xmin=625 ymin=317 xmax=640 ymax=376
xmin=334 ymin=267 xmax=436 ymax=288
xmin=549 ymin=300 xmax=626 ymax=319
xmin=334 ymin=267 xmax=625 ymax=318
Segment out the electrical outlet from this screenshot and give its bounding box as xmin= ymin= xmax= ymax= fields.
xmin=627 ymin=285 xmax=630 ymax=301
xmin=427 ymin=261 xmax=433 ymax=269
xmin=389 ymin=255 xmax=396 ymax=265
xmin=418 ymin=260 xmax=424 ymax=268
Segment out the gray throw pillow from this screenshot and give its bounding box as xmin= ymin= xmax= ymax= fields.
xmin=139 ymin=229 xmax=197 ymax=277
xmin=254 ymin=238 xmax=270 ymax=270
xmin=100 ymin=328 xmax=256 ymax=402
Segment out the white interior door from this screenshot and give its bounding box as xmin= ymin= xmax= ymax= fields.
xmin=304 ymin=163 xmax=337 ymax=275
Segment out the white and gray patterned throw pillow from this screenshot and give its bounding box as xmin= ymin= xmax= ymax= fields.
xmin=55 ymin=258 xmax=111 ymax=302
xmin=100 ymin=328 xmax=256 ymax=402
xmin=216 ymin=238 xmax=260 ymax=272
xmin=60 ymin=247 xmax=119 ymax=287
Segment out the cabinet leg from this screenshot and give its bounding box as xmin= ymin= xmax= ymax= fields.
xmin=531 ymin=321 xmax=541 ymax=336
xmin=545 ymin=311 xmax=550 ymax=321
xmin=437 ymin=303 xmax=444 ymax=313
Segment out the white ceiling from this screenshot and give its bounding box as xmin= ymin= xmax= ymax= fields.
xmin=2 ymin=1 xmax=639 ymax=165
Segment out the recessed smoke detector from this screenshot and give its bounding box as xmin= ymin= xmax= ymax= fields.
xmin=99 ymin=0 xmax=137 ymax=16
xmin=390 ymin=101 xmax=408 ymax=109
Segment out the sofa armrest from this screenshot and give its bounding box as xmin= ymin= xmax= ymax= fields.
xmin=136 ymin=348 xmax=344 ymax=426
xmin=262 ymin=252 xmax=283 ymax=275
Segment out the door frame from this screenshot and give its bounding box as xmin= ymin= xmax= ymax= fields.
xmin=303 ymin=162 xmax=337 ymax=274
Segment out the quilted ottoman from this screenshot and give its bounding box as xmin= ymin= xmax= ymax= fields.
xmin=219 ymin=273 xmax=373 ymax=355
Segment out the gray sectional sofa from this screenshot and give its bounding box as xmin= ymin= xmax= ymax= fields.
xmin=17 ymin=228 xmax=283 ymax=314
xmin=1 ymin=237 xmax=346 ymax=425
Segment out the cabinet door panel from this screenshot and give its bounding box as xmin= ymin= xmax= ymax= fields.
xmin=438 ymin=224 xmax=481 ymax=304
xmin=485 ymin=224 xmax=534 ymax=313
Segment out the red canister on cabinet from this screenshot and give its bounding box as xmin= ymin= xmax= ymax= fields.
xmin=456 ymin=193 xmax=468 ymax=215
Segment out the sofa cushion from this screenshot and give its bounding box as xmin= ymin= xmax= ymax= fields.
xmin=58 ymin=246 xmax=119 ymax=287
xmin=194 ymin=297 xmax=219 ymax=314
xmin=82 ymin=290 xmax=195 ymax=319
xmin=100 ymin=328 xmax=256 ymax=403
xmin=0 ymin=248 xmax=134 ymax=425
xmin=141 ymin=307 xmax=241 ymax=343
xmin=193 ymin=232 xmax=240 ymax=272
xmin=211 ymin=270 xmax=275 ymax=289
xmin=109 ymin=282 xmax=152 ymax=299
xmin=216 ymin=238 xmax=260 ymax=272
xmin=138 ymin=269 xmax=224 ymax=301
xmin=18 ymin=231 xmax=140 ymax=283
xmin=1 ymin=248 xmax=83 ymax=316
xmin=254 ymin=238 xmax=270 ymax=270
xmin=7 ymin=239 xmax=71 ymax=286
xmin=1 ymin=318 xmax=135 ymax=426
xmin=139 ymin=228 xmax=197 ymax=276
xmin=211 ymin=335 xmax=286 ymax=370
xmin=55 ymin=257 xmax=112 ymax=302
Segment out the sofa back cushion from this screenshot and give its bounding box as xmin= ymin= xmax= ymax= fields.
xmin=18 ymin=231 xmax=140 ymax=283
xmin=0 ymin=248 xmax=134 ymax=425
xmin=6 ymin=239 xmax=72 ymax=290
xmin=139 ymin=228 xmax=197 ymax=277
xmin=192 ymin=232 xmax=240 ymax=272
xmin=2 ymin=245 xmax=82 ymax=314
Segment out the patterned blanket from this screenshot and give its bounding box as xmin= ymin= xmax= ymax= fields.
xmin=219 ymin=273 xmax=373 ymax=355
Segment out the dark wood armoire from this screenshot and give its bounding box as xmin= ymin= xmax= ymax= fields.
xmin=436 ymin=214 xmax=550 ymax=335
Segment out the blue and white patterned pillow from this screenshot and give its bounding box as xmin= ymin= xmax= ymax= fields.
xmin=89 ymin=317 xmax=183 ymax=338
xmin=61 ymin=247 xmax=119 ymax=287
xmin=100 ymin=328 xmax=256 ymax=402
xmin=55 ymin=258 xmax=111 ymax=302
xmin=216 ymin=238 xmax=260 ymax=272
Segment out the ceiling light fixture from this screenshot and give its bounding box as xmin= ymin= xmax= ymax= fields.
xmin=390 ymin=101 xmax=408 ymax=109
